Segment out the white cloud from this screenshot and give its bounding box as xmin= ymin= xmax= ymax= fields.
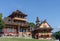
xmin=52 ymin=25 xmax=60 ymax=32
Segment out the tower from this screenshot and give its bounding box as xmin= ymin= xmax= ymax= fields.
xmin=35 ymin=17 xmax=40 ymax=28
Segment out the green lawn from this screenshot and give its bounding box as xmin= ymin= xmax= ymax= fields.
xmin=0 ymin=38 xmax=54 ymax=41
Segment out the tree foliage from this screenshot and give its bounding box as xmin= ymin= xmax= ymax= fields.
xmin=0 ymin=14 xmax=5 ymax=29
xmin=27 ymin=22 xmax=35 ymax=27
xmin=27 ymin=22 xmax=35 ymax=32
xmin=53 ymin=31 xmax=60 ymax=39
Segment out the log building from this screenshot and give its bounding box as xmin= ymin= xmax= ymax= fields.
xmin=0 ymin=10 xmax=53 ymax=39
xmin=32 ymin=17 xmax=53 ymax=39
xmin=4 ymin=10 xmax=31 ymax=37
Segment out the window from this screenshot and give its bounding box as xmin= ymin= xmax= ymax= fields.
xmin=44 ymin=25 xmax=46 ymax=29
xmin=41 ymin=35 xmax=44 ymax=38
xmin=8 ymin=28 xmax=14 ymax=32
xmin=0 ymin=29 xmax=3 ymax=32
xmin=23 ymin=29 xmax=26 ymax=32
xmin=8 ymin=19 xmax=11 ymax=22
xmin=20 ymin=28 xmax=26 ymax=32
xmin=16 ymin=15 xmax=18 ymax=17
xmin=20 ymin=28 xmax=23 ymax=32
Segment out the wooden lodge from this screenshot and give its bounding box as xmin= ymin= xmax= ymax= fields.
xmin=32 ymin=17 xmax=53 ymax=39
xmin=0 ymin=10 xmax=53 ymax=39
xmin=4 ymin=10 xmax=31 ymax=37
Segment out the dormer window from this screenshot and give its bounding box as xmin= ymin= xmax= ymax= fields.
xmin=44 ymin=26 xmax=46 ymax=29
xmin=8 ymin=19 xmax=11 ymax=22
xmin=16 ymin=15 xmax=18 ymax=17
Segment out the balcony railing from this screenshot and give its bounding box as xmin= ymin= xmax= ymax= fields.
xmin=39 ymin=33 xmax=52 ymax=35
xmin=13 ymin=17 xmax=26 ymax=21
xmin=5 ymin=21 xmax=28 ymax=26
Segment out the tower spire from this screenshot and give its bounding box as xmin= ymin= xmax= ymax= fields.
xmin=36 ymin=17 xmax=40 ymax=23
xmin=36 ymin=17 xmax=40 ymax=27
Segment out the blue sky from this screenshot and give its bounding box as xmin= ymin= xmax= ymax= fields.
xmin=0 ymin=0 xmax=60 ymax=32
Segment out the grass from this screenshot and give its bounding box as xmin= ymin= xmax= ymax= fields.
xmin=0 ymin=38 xmax=54 ymax=41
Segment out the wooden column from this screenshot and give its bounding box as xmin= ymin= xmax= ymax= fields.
xmin=18 ymin=25 xmax=20 ymax=37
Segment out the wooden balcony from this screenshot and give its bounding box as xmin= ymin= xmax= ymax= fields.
xmin=5 ymin=21 xmax=28 ymax=27
xmin=13 ymin=17 xmax=26 ymax=21
xmin=39 ymin=33 xmax=52 ymax=35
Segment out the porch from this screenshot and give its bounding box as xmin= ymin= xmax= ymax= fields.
xmin=3 ymin=25 xmax=31 ymax=37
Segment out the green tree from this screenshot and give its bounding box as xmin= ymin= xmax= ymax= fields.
xmin=27 ymin=22 xmax=35 ymax=27
xmin=53 ymin=31 xmax=60 ymax=41
xmin=27 ymin=22 xmax=35 ymax=31
xmin=0 ymin=14 xmax=5 ymax=29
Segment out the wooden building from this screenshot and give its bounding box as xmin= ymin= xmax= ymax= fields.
xmin=32 ymin=17 xmax=53 ymax=39
xmin=4 ymin=10 xmax=31 ymax=37
xmin=0 ymin=10 xmax=53 ymax=39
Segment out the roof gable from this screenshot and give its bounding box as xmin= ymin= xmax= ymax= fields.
xmin=40 ymin=22 xmax=50 ymax=28
xmin=8 ymin=10 xmax=27 ymax=18
xmin=39 ymin=20 xmax=51 ymax=29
